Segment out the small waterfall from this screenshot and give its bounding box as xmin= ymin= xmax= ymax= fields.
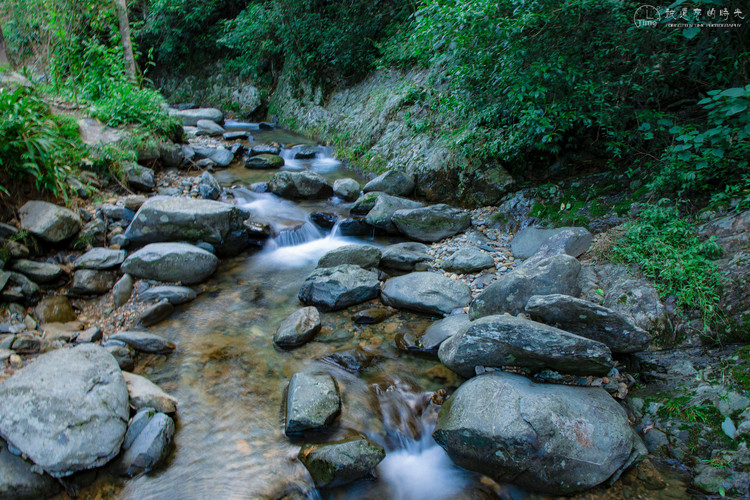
xmin=371 ymin=377 xmax=471 ymax=500
xmin=272 ymin=222 xmax=323 ymax=247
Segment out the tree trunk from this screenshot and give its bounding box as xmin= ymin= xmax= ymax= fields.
xmin=115 ymin=0 xmax=136 ymax=81
xmin=0 ymin=25 xmax=10 ymax=68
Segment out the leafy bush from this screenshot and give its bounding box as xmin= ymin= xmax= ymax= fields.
xmin=0 ymin=87 xmax=83 ymax=198
xmin=611 ymin=203 xmax=722 ymax=329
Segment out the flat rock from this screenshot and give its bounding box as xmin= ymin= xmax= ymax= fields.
xmin=392 ymin=204 xmax=471 ymax=242
xmin=381 ymin=272 xmax=472 ymax=316
xmin=122 ymin=372 xmax=178 ymax=413
xmin=285 ymin=372 xmax=341 ymax=435
xmin=526 ymin=294 xmax=652 ymax=353
xmin=74 ymin=248 xmax=126 ymax=269
xmin=365 ymin=194 xmax=424 ymax=234
xmin=441 ymin=247 xmax=495 ymax=274
xmin=298 ymin=434 xmax=385 ymax=488
xmin=299 ymin=265 xmax=380 ymax=312
xmin=8 ymin=259 xmax=65 ymax=284
xmin=169 ymin=107 xmax=223 ymax=126
xmin=433 ymin=372 xmax=647 ymax=494
xmin=19 ymin=201 xmax=81 ymax=243
xmin=469 ymin=254 xmax=581 ymax=318
xmin=245 ymin=153 xmax=285 ymax=169
xmin=379 ymin=242 xmax=431 ymax=272
xmin=317 ymin=245 xmax=381 ymax=269
xmin=274 ymin=307 xmax=321 ymax=349
xmin=196 ymin=119 xmax=225 ymax=136
xmin=109 ymin=331 xmax=176 ymax=354
xmin=249 ymin=144 xmax=281 ymax=156
xmin=137 ymin=299 xmax=174 ymax=327
xmin=269 ymin=171 xmax=333 ymax=199
xmin=69 ymin=269 xmax=115 ymax=295
xmin=511 ymin=227 xmax=592 ymax=260
xmin=123 ymin=196 xmax=247 ymax=256
xmin=362 ymin=170 xmax=415 ymax=197
xmin=0 ymin=344 xmax=129 ymax=477
xmin=438 ymin=314 xmax=614 ymax=377
xmin=138 ymin=285 xmax=197 ymax=305
xmin=121 ymin=243 xmax=218 ymax=285
xmin=117 ymin=408 xmax=175 ymax=477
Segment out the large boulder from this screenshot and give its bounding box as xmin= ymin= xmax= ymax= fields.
xmin=0 ymin=439 xmax=60 ymax=499
xmin=379 ymin=242 xmax=432 ymax=272
xmin=381 ymin=272 xmax=472 ymax=316
xmin=19 ymin=201 xmax=81 ymax=243
xmin=525 ymin=294 xmax=652 ymax=353
xmin=441 ymin=247 xmax=495 ymax=274
xmin=362 ymin=170 xmax=415 ymax=197
xmin=298 ymin=265 xmax=380 ymax=311
xmin=317 ymin=245 xmax=381 ymax=269
xmin=365 ymin=194 xmax=424 ymax=234
xmin=469 ymin=254 xmax=581 ymax=319
xmin=511 ymin=227 xmax=592 ymax=260
xmin=121 ymin=243 xmax=219 ymax=285
xmin=298 ymin=434 xmax=386 ymax=488
xmin=117 ymin=408 xmax=175 ymax=477
xmin=170 ymin=107 xmax=224 ymax=126
xmin=123 ymin=197 xmax=248 ymax=256
xmin=433 ymin=372 xmax=647 ymax=494
xmin=0 ymin=344 xmax=129 ymax=477
xmin=274 ymin=307 xmax=322 ymax=349
xmin=333 ymin=178 xmax=361 ymax=201
xmin=392 ymin=204 xmax=471 ymax=242
xmin=269 ymin=171 xmax=333 ymax=199
xmin=438 ymin=315 xmax=614 ymax=377
xmin=285 ymin=372 xmax=341 ymax=435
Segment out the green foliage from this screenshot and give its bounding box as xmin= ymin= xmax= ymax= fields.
xmin=612 ymin=202 xmax=723 ymax=328
xmin=0 ymin=87 xmax=83 ymax=198
xmin=658 ymin=396 xmax=721 ymax=424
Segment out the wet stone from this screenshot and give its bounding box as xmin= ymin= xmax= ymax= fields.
xmin=274 ymin=307 xmax=321 ymax=349
xmin=298 ymin=434 xmax=386 ymax=488
xmin=285 ymin=372 xmax=341 ymax=435
xmin=109 ymin=331 xmax=176 ymax=354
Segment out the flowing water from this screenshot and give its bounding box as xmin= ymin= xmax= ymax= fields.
xmin=79 ymin=129 xmax=693 ymax=500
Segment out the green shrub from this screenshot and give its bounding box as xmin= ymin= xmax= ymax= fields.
xmin=611 ymin=202 xmax=722 ymax=329
xmin=0 ymin=87 xmax=83 ymax=198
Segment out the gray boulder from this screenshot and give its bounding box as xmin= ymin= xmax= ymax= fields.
xmin=511 ymin=227 xmax=592 ymax=260
xmin=269 ymin=171 xmax=333 ymax=199
xmin=525 ymin=294 xmax=652 ymax=353
xmin=274 ymin=307 xmax=321 ymax=349
xmin=123 ymin=197 xmax=248 ymax=256
xmin=0 ymin=271 xmax=40 ymax=304
xmin=138 ymin=285 xmax=197 ymax=305
xmin=193 ymin=146 xmax=234 ymax=167
xmin=441 ymin=247 xmax=495 ymax=274
xmin=381 ymin=272 xmax=472 ymax=316
xmin=379 ymin=242 xmax=432 ymax=272
xmin=121 ymin=243 xmax=218 ymax=284
xmin=245 ymin=154 xmax=285 ymax=169
xmin=117 ymin=408 xmax=175 ymax=477
xmin=196 ymin=119 xmax=225 ymax=136
xmin=337 ymin=218 xmax=372 ymax=236
xmin=298 ymin=434 xmax=385 ymax=488
xmin=250 ymin=144 xmax=281 ymax=156
xmin=113 ymin=274 xmax=134 ymax=308
xmin=317 ymin=245 xmax=381 ymax=269
xmin=469 ymin=254 xmax=581 ymax=318
xmin=438 ymin=315 xmax=614 ymax=377
xmin=0 ymin=439 xmax=60 ymax=499
xmin=122 ymin=372 xmax=178 ymax=413
xmin=19 ymin=201 xmax=81 ymax=243
xmin=365 ymin=194 xmax=424 ymax=233
xmin=125 ymin=163 xmax=155 ymax=192
xmin=170 ymin=107 xmax=223 ymax=126
xmin=392 ymin=204 xmax=471 ymax=242
xmin=69 ymin=269 xmax=115 ymax=295
xmin=74 ymin=248 xmax=126 ymax=269
xmin=350 ymin=192 xmax=382 ymax=215
xmin=285 ymin=372 xmax=341 ymax=435
xmin=0 ymin=344 xmax=129 ymax=477
xmin=333 ymin=178 xmax=361 ymax=201
xmin=298 ymin=265 xmax=380 ymax=312
xmin=9 ymin=259 xmax=65 ymax=283
xmin=422 ymin=314 xmax=471 ymax=351
xmin=433 ymin=372 xmax=647 ymax=494
xmin=109 ymin=331 xmax=176 ymax=354
xmin=362 ymin=170 xmax=415 ymax=197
